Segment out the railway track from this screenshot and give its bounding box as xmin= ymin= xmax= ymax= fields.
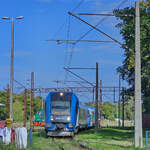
xmin=52 ymin=138 xmax=65 ymax=150
xmin=34 ymin=127 xmax=96 ymax=149
xmin=74 ymin=140 xmax=95 ymax=150
xmin=51 ymin=137 xmax=95 ymax=150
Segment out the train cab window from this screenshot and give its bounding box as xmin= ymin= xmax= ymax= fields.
xmin=51 ymin=93 xmax=72 ymax=115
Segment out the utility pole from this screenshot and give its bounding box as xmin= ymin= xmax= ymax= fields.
xmin=2 ymin=16 xmax=24 ymax=120
xmin=122 ymin=87 xmax=125 ymax=128
xmin=134 ymin=1 xmax=143 ymax=148
xmin=24 ymin=88 xmax=27 ymax=127
xmin=41 ymin=98 xmax=44 ymax=110
xmin=100 ymin=80 xmax=102 ymax=128
xmin=93 ymin=87 xmax=95 ymax=103
xmin=95 ymin=62 xmax=99 ymax=132
xmin=113 ymin=87 xmax=115 ymax=103
xmin=6 ymin=84 xmax=10 ymax=118
xmin=30 ymin=72 xmax=34 ymax=128
xmin=29 ymin=72 xmax=34 ymax=149
xmin=118 ymin=75 xmax=121 ymax=127
xmin=10 ymin=19 xmax=14 ymax=120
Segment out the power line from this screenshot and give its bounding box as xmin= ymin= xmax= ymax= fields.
xmin=68 ymin=12 xmax=124 ymax=47
xmin=75 ymin=13 xmax=134 ymax=17
xmin=72 ymin=0 xmax=85 ymax=12
xmin=64 ymin=15 xmax=72 ymax=83
xmin=51 ymin=22 xmax=66 ymax=40
xmin=33 ymin=86 xmax=124 ymax=93
xmin=64 ymin=0 xmax=84 ymax=75
xmin=64 ymin=0 xmax=128 ymax=85
xmin=67 ymin=67 xmax=96 ymax=70
xmin=64 ymin=67 xmax=95 ymax=87
xmin=46 ymin=39 xmax=114 ymax=44
xmin=67 ymin=43 xmax=75 ymax=67
xmin=53 ymin=80 xmax=95 ymax=84
xmin=64 ymin=15 xmax=71 ymax=67
xmin=115 ymin=0 xmax=128 ymax=9
xmin=71 ymin=0 xmax=128 ymax=45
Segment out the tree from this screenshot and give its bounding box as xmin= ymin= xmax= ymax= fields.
xmin=0 ymin=91 xmax=7 ymax=120
xmin=102 ymin=102 xmax=117 ymax=120
xmin=0 ymin=90 xmax=43 ymax=122
xmin=114 ymin=0 xmax=150 ymax=113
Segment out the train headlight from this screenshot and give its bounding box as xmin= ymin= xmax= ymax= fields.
xmin=69 ymin=124 xmax=73 ymax=128
xmin=60 ymin=92 xmax=64 ymax=96
xmin=67 ymin=116 xmax=71 ymax=122
xmin=50 ymin=115 xmax=54 ymax=121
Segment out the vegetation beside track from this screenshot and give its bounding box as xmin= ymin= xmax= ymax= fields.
xmin=0 ymin=127 xmax=149 ymax=150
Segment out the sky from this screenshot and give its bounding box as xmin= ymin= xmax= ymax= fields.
xmin=0 ymin=0 xmax=137 ymax=102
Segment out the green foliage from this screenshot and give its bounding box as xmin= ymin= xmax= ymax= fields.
xmin=0 ymin=90 xmax=43 ymax=122
xmin=121 ymin=96 xmax=134 ymax=120
xmin=102 ymin=102 xmax=117 ymax=120
xmin=76 ymin=128 xmax=137 ymax=150
xmin=143 ymin=96 xmax=150 ymax=113
xmin=0 ymin=91 xmax=7 ymax=119
xmin=13 ymin=101 xmax=24 ymax=122
xmin=85 ymin=99 xmax=134 ymax=121
xmin=0 ymin=142 xmax=19 ymax=150
xmin=114 ymin=0 xmax=150 ymax=113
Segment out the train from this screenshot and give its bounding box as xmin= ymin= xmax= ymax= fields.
xmin=33 ymin=109 xmax=45 ymax=127
xmin=45 ymin=91 xmax=100 ymax=137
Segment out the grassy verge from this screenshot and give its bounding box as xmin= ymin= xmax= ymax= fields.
xmin=0 ymin=127 xmax=149 ymax=150
xmin=0 ymin=142 xmax=18 ymax=150
xmin=75 ymin=128 xmax=134 ymax=150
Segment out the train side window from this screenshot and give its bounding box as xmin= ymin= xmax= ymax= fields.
xmin=88 ymin=111 xmax=90 ymax=117
xmin=75 ymin=101 xmax=79 ymax=114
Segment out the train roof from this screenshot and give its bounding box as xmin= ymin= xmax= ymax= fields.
xmin=48 ymin=91 xmax=74 ymax=94
xmin=46 ymin=91 xmax=79 ymax=101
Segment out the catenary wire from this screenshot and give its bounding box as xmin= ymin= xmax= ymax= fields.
xmin=64 ymin=0 xmax=85 ymax=82
xmin=72 ymin=0 xmax=128 ymax=45
xmin=64 ymin=0 xmax=128 ymax=87
xmin=65 ymin=0 xmax=129 ymax=74
xmin=71 ymin=0 xmax=85 ymax=12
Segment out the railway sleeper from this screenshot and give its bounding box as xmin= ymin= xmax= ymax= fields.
xmin=77 ymin=140 xmax=95 ymax=150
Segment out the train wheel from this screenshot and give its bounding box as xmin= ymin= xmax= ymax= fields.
xmin=71 ymin=132 xmax=75 ymax=138
xmin=45 ymin=129 xmax=48 ymax=138
xmin=74 ymin=127 xmax=79 ymax=134
xmin=46 ymin=132 xmax=49 ymax=138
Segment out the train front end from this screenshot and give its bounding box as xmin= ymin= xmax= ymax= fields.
xmin=45 ymin=92 xmax=79 ymax=137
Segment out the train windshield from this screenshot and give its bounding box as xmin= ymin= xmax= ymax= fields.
xmin=51 ymin=93 xmax=72 ymax=115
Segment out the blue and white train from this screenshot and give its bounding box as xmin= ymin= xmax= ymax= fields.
xmin=45 ymin=91 xmax=99 ymax=137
